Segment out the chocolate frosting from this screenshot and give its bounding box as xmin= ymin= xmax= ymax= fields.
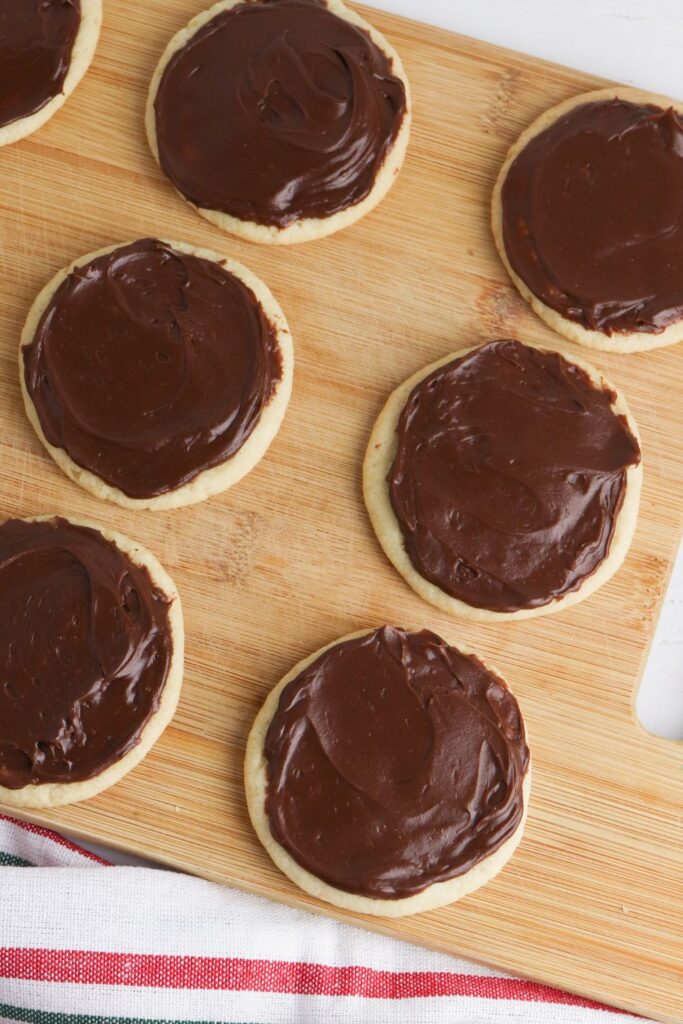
xmin=0 ymin=0 xmax=80 ymax=128
xmin=501 ymin=98 xmax=683 ymax=335
xmin=23 ymin=238 xmax=282 ymax=500
xmin=389 ymin=340 xmax=641 ymax=612
xmin=0 ymin=518 xmax=172 ymax=790
xmin=153 ymin=0 xmax=406 ymax=227
xmin=264 ymin=626 xmax=529 ymax=899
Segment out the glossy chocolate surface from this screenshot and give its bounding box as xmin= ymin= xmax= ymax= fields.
xmin=23 ymin=238 xmax=282 ymax=499
xmin=0 ymin=0 xmax=80 ymax=128
xmin=153 ymin=0 xmax=406 ymax=227
xmin=389 ymin=340 xmax=641 ymax=612
xmin=264 ymin=626 xmax=529 ymax=898
xmin=501 ymin=99 xmax=683 ymax=335
xmin=0 ymin=518 xmax=172 ymax=789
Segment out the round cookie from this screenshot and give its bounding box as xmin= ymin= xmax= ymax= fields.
xmin=492 ymin=87 xmax=683 ymax=353
xmin=245 ymin=626 xmax=531 ymax=917
xmin=20 ymin=238 xmax=294 ymax=510
xmin=0 ymin=516 xmax=184 ymax=809
xmin=146 ymin=0 xmax=411 ymax=244
xmin=0 ymin=0 xmax=102 ymax=148
xmin=363 ymin=340 xmax=643 ymax=622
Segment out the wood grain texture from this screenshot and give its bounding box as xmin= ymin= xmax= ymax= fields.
xmin=1 ymin=2 xmax=681 ymax=1019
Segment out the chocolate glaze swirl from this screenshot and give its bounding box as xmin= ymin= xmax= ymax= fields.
xmin=264 ymin=626 xmax=529 ymax=899
xmin=153 ymin=0 xmax=407 ymax=227
xmin=23 ymin=238 xmax=282 ymax=500
xmin=0 ymin=0 xmax=81 ymax=128
xmin=389 ymin=340 xmax=641 ymax=612
xmin=501 ymin=99 xmax=683 ymax=335
xmin=0 ymin=518 xmax=172 ymax=790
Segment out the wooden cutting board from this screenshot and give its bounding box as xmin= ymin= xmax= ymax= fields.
xmin=1 ymin=2 xmax=681 ymax=1019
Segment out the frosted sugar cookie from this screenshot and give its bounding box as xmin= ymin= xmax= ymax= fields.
xmin=0 ymin=517 xmax=183 ymax=809
xmin=493 ymin=89 xmax=683 ymax=352
xmin=364 ymin=340 xmax=642 ymax=620
xmin=245 ymin=625 xmax=530 ymax=917
xmin=21 ymin=238 xmax=293 ymax=509
xmin=0 ymin=0 xmax=101 ymax=146
xmin=147 ymin=0 xmax=411 ymax=243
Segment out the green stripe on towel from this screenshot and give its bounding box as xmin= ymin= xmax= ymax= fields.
xmin=0 ymin=1004 xmax=258 ymax=1024
xmin=0 ymin=853 xmax=32 ymax=867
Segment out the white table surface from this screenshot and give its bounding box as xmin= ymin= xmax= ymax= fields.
xmin=82 ymin=0 xmax=683 ymax=865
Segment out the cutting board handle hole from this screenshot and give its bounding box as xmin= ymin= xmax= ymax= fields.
xmin=635 ymin=540 xmax=683 ymax=741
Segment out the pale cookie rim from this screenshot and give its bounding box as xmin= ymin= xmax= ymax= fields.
xmin=19 ymin=238 xmax=294 ymax=510
xmin=0 ymin=0 xmax=103 ymax=148
xmin=492 ymin=86 xmax=683 ymax=354
xmin=145 ymin=0 xmax=412 ymax=245
xmin=244 ymin=626 xmax=531 ymax=918
xmin=362 ymin=341 xmax=643 ymax=622
xmin=0 ymin=514 xmax=184 ymax=810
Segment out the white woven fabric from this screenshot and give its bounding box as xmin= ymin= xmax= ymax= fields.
xmin=0 ymin=815 xmax=644 ymax=1024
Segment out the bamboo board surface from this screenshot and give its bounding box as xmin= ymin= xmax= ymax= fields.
xmin=1 ymin=2 xmax=682 ymax=1020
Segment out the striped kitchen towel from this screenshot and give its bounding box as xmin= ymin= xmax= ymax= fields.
xmin=0 ymin=814 xmax=643 ymax=1024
